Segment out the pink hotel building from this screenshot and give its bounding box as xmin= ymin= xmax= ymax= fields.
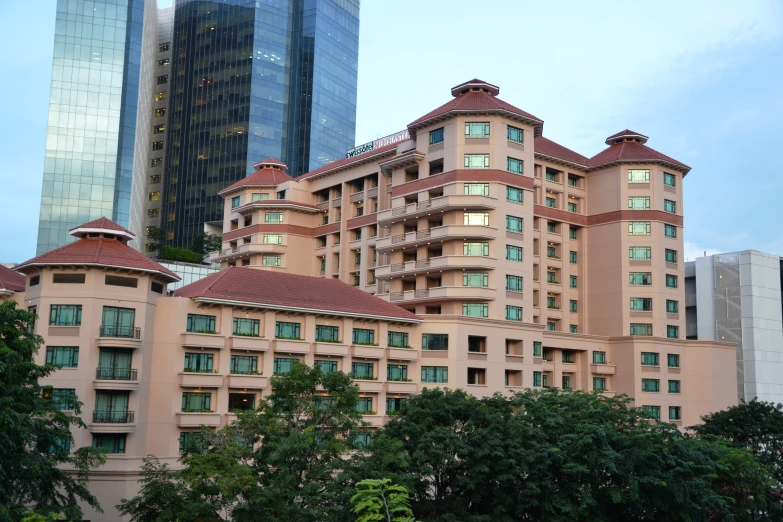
xmin=1 ymin=80 xmax=736 ymax=520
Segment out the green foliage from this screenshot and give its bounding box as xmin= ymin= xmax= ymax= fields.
xmin=161 ymin=246 xmax=203 ymax=263
xmin=351 ymin=479 xmax=416 ymax=522
xmin=191 ymin=233 xmax=223 ymax=256
xmin=0 ymin=301 xmax=105 ymax=521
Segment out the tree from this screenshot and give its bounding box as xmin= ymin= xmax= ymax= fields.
xmin=118 ymin=362 xmax=365 ymax=521
xmin=0 ymin=301 xmax=105 ymax=521
xmin=146 ymin=226 xmax=167 ymax=258
xmin=351 ymin=479 xmax=416 ymax=522
xmin=191 ymin=233 xmax=223 ymax=256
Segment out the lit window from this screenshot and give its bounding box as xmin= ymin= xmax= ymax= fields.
xmin=262 ymin=255 xmax=281 ymax=266
xmin=464 ymin=154 xmax=490 ymax=169
xmin=463 ymin=272 xmax=489 ymax=287
xmin=628 ymin=169 xmax=650 ymax=183
xmin=462 ymin=303 xmax=488 ymax=318
xmin=153 ymin=124 xmax=165 ymax=134
xmin=149 ymin=174 xmax=161 ymax=184
xmin=464 ymin=183 xmax=489 ymax=196
xmin=628 ymin=222 xmax=651 ymax=235
xmin=265 ymin=212 xmax=283 ymax=224
xmin=463 ymin=242 xmax=489 ymax=256
xmin=464 ymin=212 xmax=489 ymax=226
xmin=263 ymin=234 xmax=282 ymax=244
xmin=155 ymin=108 xmax=166 ymax=117
xmin=628 ymin=196 xmax=650 ymax=210
xmin=148 ymin=192 xmax=160 ymax=201
xmin=465 ymin=122 xmax=490 ymax=138
xmin=629 ymin=247 xmax=651 ymax=260
xmin=154 ymin=91 xmax=167 ymax=102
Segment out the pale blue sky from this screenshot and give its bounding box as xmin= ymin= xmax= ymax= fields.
xmin=1 ymin=0 xmax=781 ymax=261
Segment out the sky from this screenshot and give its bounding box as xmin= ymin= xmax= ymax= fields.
xmin=0 ymin=0 xmax=781 ymax=262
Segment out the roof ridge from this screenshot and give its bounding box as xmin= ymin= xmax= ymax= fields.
xmin=93 ymin=239 xmax=104 ymax=263
xmin=204 ymin=265 xmax=235 ymax=292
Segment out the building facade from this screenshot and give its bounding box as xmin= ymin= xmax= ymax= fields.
xmin=685 ymin=251 xmax=783 ymax=402
xmin=159 ymin=0 xmax=360 ymax=250
xmin=8 ymin=79 xmax=738 ymax=520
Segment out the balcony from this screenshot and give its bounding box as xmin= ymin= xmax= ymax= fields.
xmin=386 ymin=347 xmax=418 ymax=360
xmin=178 ymin=371 xmax=224 ymax=388
xmin=375 ymin=255 xmax=496 ymax=279
xmin=90 ymin=410 xmax=135 ymax=433
xmin=352 ymin=345 xmax=385 ymax=359
xmin=176 ymin=412 xmax=221 ymax=428
xmin=94 ymin=368 xmax=139 ymax=390
xmin=590 ymin=364 xmax=616 ymax=375
xmin=314 ymin=342 xmax=350 ymax=357
xmin=356 ymin=380 xmax=385 ymax=393
xmin=377 ymin=194 xmax=496 ymax=225
xmin=229 ymin=335 xmax=270 ymax=351
xmin=272 ymin=339 xmax=311 ymax=354
xmin=214 ymin=243 xmax=286 ymax=261
xmin=97 ymin=325 xmax=142 ymax=349
xmin=386 ymin=381 xmax=418 ymax=394
xmin=379 ymin=286 xmax=493 ymax=304
xmin=375 ymin=225 xmax=497 ymax=251
xmin=226 ymin=374 xmax=268 ymax=389
xmin=316 ymin=200 xmax=329 ymax=211
xmin=181 ymin=332 xmax=226 ymax=349
xmin=362 ymin=414 xmax=385 ymax=427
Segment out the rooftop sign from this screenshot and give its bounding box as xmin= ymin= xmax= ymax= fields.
xmin=346 ymin=130 xmax=410 ymax=158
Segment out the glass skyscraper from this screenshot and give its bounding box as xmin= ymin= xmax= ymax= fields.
xmin=161 ymin=0 xmax=359 ymax=249
xmin=37 ymin=0 xmax=146 ymax=254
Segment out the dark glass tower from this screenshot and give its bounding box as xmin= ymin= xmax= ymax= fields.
xmin=36 ymin=0 xmax=146 ymax=255
xmin=162 ymin=0 xmax=359 ymax=249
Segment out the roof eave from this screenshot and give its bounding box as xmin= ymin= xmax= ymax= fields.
xmin=14 ymin=262 xmax=181 ymax=283
xmin=0 ymin=288 xmax=15 ymax=296
xmin=299 ymin=148 xmax=398 ymax=181
xmin=409 ymin=109 xmax=544 ymax=138
xmin=587 ymin=158 xmax=691 ymax=174
xmin=218 ymin=184 xmax=278 ymax=197
xmin=68 ymin=227 xmax=135 ymax=240
xmin=192 ymin=297 xmax=421 ymax=324
xmin=534 ymin=152 xmax=588 ymax=170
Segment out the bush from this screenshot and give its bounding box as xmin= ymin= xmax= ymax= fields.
xmin=161 ymin=246 xmax=203 ymax=264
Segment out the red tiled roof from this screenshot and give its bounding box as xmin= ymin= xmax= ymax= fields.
xmin=15 ymin=238 xmax=181 ymax=282
xmin=173 ymin=266 xmax=419 ymax=322
xmin=252 ymin=157 xmax=287 ymax=168
xmin=297 ymin=143 xmax=399 ymax=181
xmin=605 ymin=129 xmax=648 ymax=143
xmin=0 ymin=265 xmax=25 ymax=292
xmin=534 ymin=137 xmax=589 ymax=167
xmin=409 ymin=91 xmax=543 ymax=131
xmin=218 ymin=167 xmax=296 ymax=196
xmin=68 ymin=217 xmax=135 ymax=237
xmin=589 ymin=141 xmax=690 ymax=172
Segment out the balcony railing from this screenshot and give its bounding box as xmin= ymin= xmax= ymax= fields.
xmin=391 ymin=263 xmax=406 ymax=272
xmin=100 ymin=325 xmax=141 ymax=339
xmin=93 ymin=410 xmax=134 ymax=423
xmin=96 ymin=368 xmax=138 ymax=381
xmin=389 ymin=292 xmax=405 ymax=301
xmin=415 ymin=259 xmax=430 ymax=269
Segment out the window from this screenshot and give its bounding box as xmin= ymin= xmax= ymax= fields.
xmin=51 ymin=389 xmax=76 ymax=410
xmin=666 ymin=274 xmax=678 ymax=288
xmin=154 ymin=90 xmax=167 ymax=101
xmin=184 ymin=353 xmax=213 ymax=372
xmin=464 ymin=272 xmax=489 ymax=287
xmin=93 ymin=434 xmax=126 ymax=454
xmin=277 ymin=190 xmax=286 ymax=200
xmin=464 ymin=183 xmax=489 ymax=196
xmin=545 ymin=197 xmax=556 ymax=208
xmin=664 ymin=199 xmax=676 ymax=213
xmin=152 ymin=141 xmax=164 ymax=151
xmin=421 ymin=366 xmax=448 ymax=383
xmin=156 ymin=75 xmax=168 ymax=85
xmin=506 ymin=305 xmax=522 ymax=321
xmin=631 ymin=323 xmax=653 ymax=336
xmin=569 ymin=324 xmax=578 ymax=333
xmin=106 ymin=275 xmax=137 ymax=288
xmin=388 ymin=331 xmax=409 ymax=348
xmin=569 ymin=275 xmax=577 ymax=288
xmin=628 ymin=169 xmax=650 ymax=183
xmin=668 ymin=354 xmax=680 ymax=368
xmin=46 ymin=346 xmax=79 ymax=368
xmin=182 ymin=392 xmax=211 ymax=411
xmin=628 ymin=222 xmax=651 ymax=235
xmin=49 ymin=305 xmax=82 ymax=326
xmin=668 ymin=406 xmax=681 ymax=421
xmin=352 ymin=432 xmax=372 ymax=448
xmin=545 ymin=169 xmax=559 ymax=182
xmin=507 ymin=157 xmax=523 ymax=174
xmin=641 ymin=379 xmax=660 ymax=393
xmin=548 ymin=246 xmax=561 ymax=259
xmin=665 ymin=224 xmax=677 ymax=238
xmin=565 ymin=226 xmax=577 ymax=240
xmin=568 ymin=202 xmax=577 ymax=213
xmin=151 ymin=158 xmax=162 ymax=167
xmin=232 ymin=317 xmax=259 ymax=337
xmin=230 ymin=355 xmax=258 ymax=374
xmin=664 ymin=172 xmax=676 ymax=187
xmin=429 ymin=127 xmax=444 ymax=145
xmin=147 ymin=209 xmax=159 ymax=219
xmin=465 ymin=122 xmax=490 ymax=138
xmin=387 ymin=364 xmax=408 ymax=380
xmin=593 ymin=351 xmax=607 ymax=364
xmin=665 ymin=249 xmax=677 ymax=263
xmin=629 ymin=247 xmax=651 ymax=260
xmin=506 ymin=274 xmax=523 ymax=292
xmin=265 ymin=212 xmax=283 ymax=224
xmin=53 ymin=273 xmax=85 ymax=284
xmin=149 ymin=174 xmax=161 ymax=184
xmin=263 ymin=233 xmax=283 ymax=244
xmin=463 ymin=303 xmax=488 ymax=317
xmin=506 ymin=186 xmax=523 ymax=203
xmin=506 ymin=245 xmax=523 ymax=262
xmin=547 ymin=296 xmax=557 ymax=309
xmin=629 ymin=272 xmax=652 ymax=285
xmin=628 ymin=196 xmax=651 ymax=210
xmin=641 ymin=352 xmax=659 ymax=366
xmin=314 ymin=360 xmax=337 ymax=374
xmin=630 ymin=298 xmax=653 ymax=311
xmin=352 ymin=328 xmax=375 ymax=345
xmin=668 ymin=380 xmax=681 ymax=394
xmin=464 ymin=154 xmax=490 ymax=169
xmin=507 ymin=125 xmax=523 ymax=143
xmin=153 ymin=124 xmax=165 ymax=135
xmin=320 ymin=259 xmax=326 ymax=272
xmin=547 ymin=322 xmax=556 ymax=331
xmin=533 ymin=371 xmax=542 ymax=387
xmin=533 ymin=342 xmax=542 ymax=357
xmin=154 ymin=108 xmax=166 ymax=117
xmin=643 ymin=405 xmax=661 ymax=420
xmin=569 ymin=251 xmax=577 ymax=264
xmin=570 ymin=300 xmax=577 ymax=313
xmin=252 ymin=193 xmax=269 ymax=201
xmin=593 ymin=377 xmax=607 ymax=391
xmin=149 ymin=191 xmax=160 ymax=201
xmin=463 ymin=242 xmax=489 ymax=256
xmin=386 ymin=397 xmax=407 ymax=413
xmin=352 ymin=362 xmax=374 ymax=379
xmin=667 ymin=325 xmax=679 ymax=339
xmin=420 ymin=334 xmax=447 ymax=351
xmin=275 ymin=321 xmax=301 ymax=340
xmin=464 ymin=212 xmax=489 ymax=226
xmin=231 ymin=196 xmax=240 ymax=209
xmin=547 ymin=222 xmax=557 ymax=234
xmin=562 ymin=376 xmax=571 ymax=389
xmin=187 ymin=314 xmax=215 ymax=333
xmin=151 ymin=282 xmax=164 ymax=294
xmin=315 ymin=325 xmax=340 ymax=343
xmin=273 ymin=357 xmax=295 ymax=374
xmin=568 ymin=175 xmax=580 ymax=187
xmin=158 ymin=57 xmax=169 ymax=66
xmin=547 ymin=271 xmax=558 ymax=284
xmin=506 ymin=215 xmax=523 ymax=233
xmin=228 ymin=393 xmax=255 ymax=411
xmin=262 ymin=255 xmax=281 ymax=266
xmin=666 ymin=300 xmax=679 ymax=314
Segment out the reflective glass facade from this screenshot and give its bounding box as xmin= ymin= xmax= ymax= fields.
xmin=37 ymin=0 xmax=146 ymax=254
xmin=162 ymin=0 xmax=359 ymax=249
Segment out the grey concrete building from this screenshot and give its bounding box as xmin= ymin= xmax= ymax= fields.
xmin=686 ymin=251 xmax=783 ymax=402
